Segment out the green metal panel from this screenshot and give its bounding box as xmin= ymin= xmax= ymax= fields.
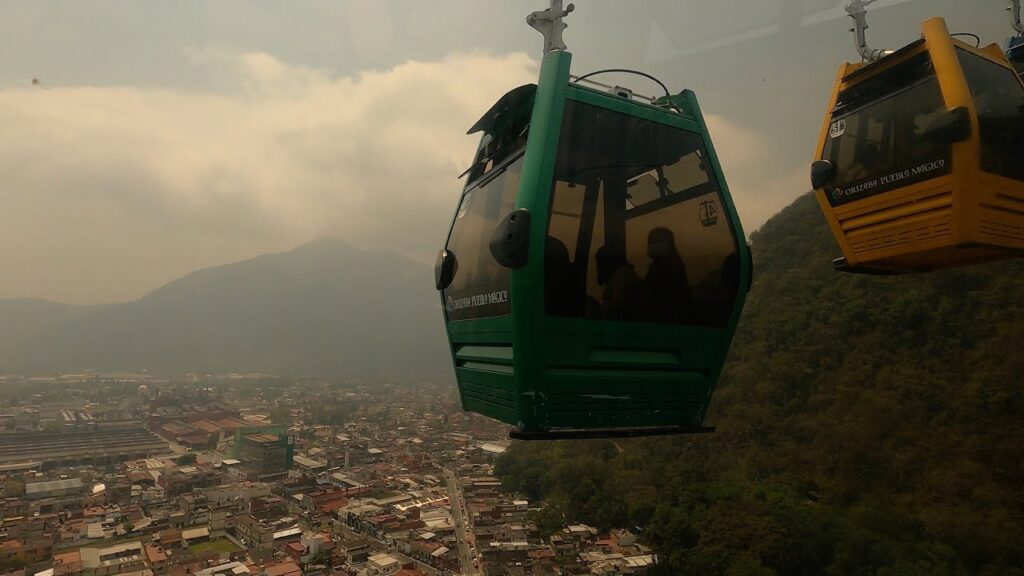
xmin=567 ymin=84 xmax=703 ymax=132
xmin=447 ymin=317 xmax=513 ymax=340
xmin=676 ymin=89 xmax=752 ymax=417
xmin=446 ymin=316 xmax=515 ymax=424
xmin=508 ymin=50 xmax=573 ymax=431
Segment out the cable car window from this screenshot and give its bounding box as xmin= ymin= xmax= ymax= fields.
xmin=957 ymin=49 xmax=1024 ymax=182
xmin=549 ymin=181 xmax=585 ymax=259
xmin=625 ymin=152 xmax=711 ymax=213
xmin=546 ymin=100 xmax=739 ymax=326
xmin=821 ymin=53 xmax=952 ymax=206
xmin=443 ymin=153 xmax=523 ymax=321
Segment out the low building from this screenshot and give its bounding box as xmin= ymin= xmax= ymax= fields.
xmin=366 ymin=553 xmax=400 ymax=576
xmin=181 ymin=527 xmax=210 ymax=546
xmin=291 ymin=455 xmax=325 ymax=472
xmin=201 ymin=484 xmax=271 ymax=509
xmin=262 ymin=560 xmax=300 ymax=576
xmin=158 ymin=467 xmax=222 ymax=496
xmin=52 ymin=550 xmax=82 ymax=576
xmin=79 ymin=541 xmax=145 ymax=576
xmin=234 ymin=512 xmax=296 ymax=553
xmin=26 ymin=478 xmax=86 ymax=500
xmin=0 ymin=429 xmax=168 ymax=468
xmin=339 ymin=541 xmax=370 ymax=566
xmin=193 ymin=562 xmax=249 ymax=576
xmin=143 ymin=545 xmax=167 ymax=575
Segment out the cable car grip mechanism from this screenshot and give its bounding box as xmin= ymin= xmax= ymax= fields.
xmin=527 ymin=0 xmax=575 ymax=54
xmin=846 ymin=0 xmax=891 ymax=62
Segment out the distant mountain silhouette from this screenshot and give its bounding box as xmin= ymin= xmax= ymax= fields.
xmin=0 ymin=238 xmax=449 ymax=379
xmin=0 ymin=299 xmax=101 ymax=354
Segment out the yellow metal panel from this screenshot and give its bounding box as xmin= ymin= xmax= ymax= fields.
xmin=976 ymin=173 xmax=1024 ymax=248
xmin=813 ymin=64 xmax=860 ymax=265
xmin=923 ymin=17 xmax=978 ymax=244
xmin=840 ymin=188 xmax=953 ymax=233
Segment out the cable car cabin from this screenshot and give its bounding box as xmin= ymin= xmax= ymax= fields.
xmin=1009 ymin=36 xmax=1024 ymax=76
xmin=811 ymin=18 xmax=1024 ymax=274
xmin=434 ymin=50 xmax=751 ymax=439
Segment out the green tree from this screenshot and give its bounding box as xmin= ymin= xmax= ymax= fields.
xmin=528 ymin=507 xmax=565 ymax=541
xmin=3 ymin=480 xmax=24 ymax=498
xmin=270 ymin=406 xmax=293 ymax=425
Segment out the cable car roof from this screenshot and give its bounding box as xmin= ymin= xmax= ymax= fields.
xmin=467 ymin=83 xmax=537 ymax=136
xmin=843 ymin=38 xmax=925 ymax=83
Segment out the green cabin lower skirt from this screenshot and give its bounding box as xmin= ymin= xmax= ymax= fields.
xmin=448 ymin=316 xmax=728 ymax=433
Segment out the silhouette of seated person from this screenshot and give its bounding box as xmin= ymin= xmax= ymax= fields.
xmin=642 ymin=227 xmax=694 ymax=323
xmin=910 ymin=107 xmax=952 ymax=162
xmin=544 ymin=236 xmax=581 ymax=316
xmin=593 ymin=246 xmax=642 ymax=321
xmin=846 ymin=142 xmax=882 ymax=182
xmin=706 ymin=250 xmax=741 ymax=326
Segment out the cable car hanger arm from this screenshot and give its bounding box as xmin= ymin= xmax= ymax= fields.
xmin=1011 ymin=0 xmax=1023 ymax=35
xmin=527 ymin=0 xmax=575 ymax=54
xmin=846 ymin=0 xmax=892 ymax=62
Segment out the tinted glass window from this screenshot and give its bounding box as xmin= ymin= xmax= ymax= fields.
xmin=443 ymin=154 xmax=522 ymax=321
xmin=545 ymin=100 xmax=740 ymax=326
xmin=1008 ymin=39 xmax=1024 ymax=76
xmin=958 ymin=49 xmax=1024 ymax=182
xmin=821 ymin=53 xmax=951 ymax=206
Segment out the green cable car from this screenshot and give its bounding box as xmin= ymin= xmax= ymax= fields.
xmin=434 ymin=1 xmax=752 ymax=439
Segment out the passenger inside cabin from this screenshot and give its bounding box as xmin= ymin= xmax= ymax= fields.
xmin=847 ymin=142 xmax=881 ymax=182
xmin=544 ymin=236 xmax=579 ymax=317
xmin=642 ymin=227 xmax=694 ymax=323
xmin=594 ymin=246 xmax=641 ymax=321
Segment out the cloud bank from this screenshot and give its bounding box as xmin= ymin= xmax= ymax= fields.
xmin=0 ymin=51 xmax=537 ymax=303
xmin=0 ymin=50 xmax=798 ymax=304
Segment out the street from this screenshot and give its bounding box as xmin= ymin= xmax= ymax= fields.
xmin=445 ymin=466 xmax=480 ymax=575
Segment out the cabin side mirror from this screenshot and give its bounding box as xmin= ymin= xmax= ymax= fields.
xmin=435 ymin=249 xmax=457 ymax=291
xmin=810 ymin=160 xmax=836 ymax=190
xmin=922 ymin=106 xmax=971 ymax=143
xmin=489 ymin=209 xmax=532 ymax=268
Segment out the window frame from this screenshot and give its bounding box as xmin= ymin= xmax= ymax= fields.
xmin=442 ymin=148 xmax=526 ymax=322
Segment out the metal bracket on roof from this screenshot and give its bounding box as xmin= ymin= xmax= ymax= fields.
xmin=527 ymin=0 xmax=575 ymax=54
xmin=846 ymin=0 xmax=891 ymax=62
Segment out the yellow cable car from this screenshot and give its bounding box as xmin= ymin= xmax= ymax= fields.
xmin=811 ymin=5 xmax=1024 ymax=274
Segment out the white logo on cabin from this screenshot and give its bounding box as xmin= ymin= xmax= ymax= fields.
xmin=829 ymin=119 xmax=846 ymax=139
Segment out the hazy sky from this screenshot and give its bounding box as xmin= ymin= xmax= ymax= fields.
xmin=0 ymin=0 xmax=1015 ymax=304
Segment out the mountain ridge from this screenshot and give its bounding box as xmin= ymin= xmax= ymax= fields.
xmin=0 ymin=237 xmax=449 ymax=379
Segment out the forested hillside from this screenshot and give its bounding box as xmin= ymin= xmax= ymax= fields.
xmin=496 ymin=192 xmax=1024 ymax=576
